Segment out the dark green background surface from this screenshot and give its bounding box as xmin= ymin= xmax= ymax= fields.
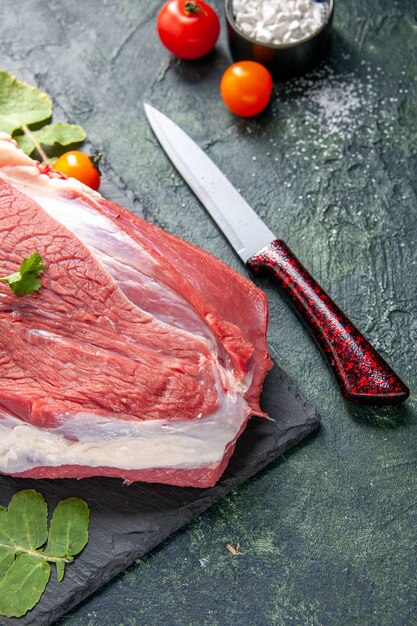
xmin=1 ymin=1 xmax=416 ymax=624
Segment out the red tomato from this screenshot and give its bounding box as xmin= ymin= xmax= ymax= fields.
xmin=220 ymin=61 xmax=273 ymax=117
xmin=53 ymin=151 xmax=100 ymax=191
xmin=157 ymin=0 xmax=220 ymax=60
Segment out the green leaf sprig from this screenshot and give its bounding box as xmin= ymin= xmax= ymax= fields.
xmin=0 ymin=490 xmax=89 ymax=618
xmin=0 ymin=70 xmax=86 ymax=159
xmin=0 ymin=251 xmax=45 ymax=296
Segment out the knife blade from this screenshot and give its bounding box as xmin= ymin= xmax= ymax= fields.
xmin=144 ymin=103 xmax=409 ymax=406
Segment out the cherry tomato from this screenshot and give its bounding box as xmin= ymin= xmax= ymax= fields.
xmin=157 ymin=0 xmax=220 ymax=60
xmin=220 ymin=61 xmax=273 ymax=117
xmin=53 ymin=151 xmax=100 ymax=191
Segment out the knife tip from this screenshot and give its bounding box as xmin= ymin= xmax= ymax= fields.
xmin=143 ymin=102 xmax=157 ymax=117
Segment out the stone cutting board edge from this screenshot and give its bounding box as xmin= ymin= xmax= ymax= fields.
xmin=0 ymin=360 xmax=320 ymax=626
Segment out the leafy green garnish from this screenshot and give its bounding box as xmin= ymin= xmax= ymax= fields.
xmin=45 ymin=498 xmax=90 ymax=582
xmin=0 ymin=70 xmax=86 ymax=159
xmin=0 ymin=554 xmax=50 ymax=619
xmin=0 ymin=251 xmax=45 ymax=296
xmin=0 ymin=490 xmax=89 ymax=618
xmin=0 ymin=70 xmax=52 ymax=135
xmin=14 ymin=122 xmax=86 ymax=156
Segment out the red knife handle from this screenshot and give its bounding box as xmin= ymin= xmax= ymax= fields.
xmin=247 ymin=239 xmax=409 ymax=405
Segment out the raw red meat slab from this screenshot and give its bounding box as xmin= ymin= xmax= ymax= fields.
xmin=0 ymin=134 xmax=271 ymax=487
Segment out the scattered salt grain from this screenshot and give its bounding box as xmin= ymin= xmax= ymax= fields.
xmin=232 ymin=0 xmax=328 ymax=45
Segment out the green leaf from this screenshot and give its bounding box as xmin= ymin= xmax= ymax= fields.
xmin=47 ymin=498 xmax=90 ymax=557
xmin=0 ymin=251 xmax=45 ymax=296
xmin=0 ymin=554 xmax=50 ymax=618
xmin=0 ymin=490 xmax=90 ymax=618
xmin=19 ymin=251 xmax=45 ymax=277
xmin=46 ymin=498 xmax=89 ymax=581
xmin=0 ymin=490 xmax=48 ymax=551
xmin=0 ymin=70 xmax=52 ymax=135
xmin=55 ymin=559 xmax=66 ymax=583
xmin=15 ymin=122 xmax=86 ymax=156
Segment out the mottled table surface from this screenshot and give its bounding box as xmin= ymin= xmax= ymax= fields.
xmin=1 ymin=1 xmax=416 ymax=625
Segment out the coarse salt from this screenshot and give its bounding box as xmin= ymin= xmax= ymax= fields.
xmin=232 ymin=0 xmax=329 ymax=45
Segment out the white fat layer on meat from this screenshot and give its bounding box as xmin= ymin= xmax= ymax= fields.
xmin=0 ymin=392 xmax=249 ymax=473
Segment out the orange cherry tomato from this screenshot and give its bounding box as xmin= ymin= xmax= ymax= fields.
xmin=53 ymin=151 xmax=100 ymax=191
xmin=220 ymin=61 xmax=273 ymax=117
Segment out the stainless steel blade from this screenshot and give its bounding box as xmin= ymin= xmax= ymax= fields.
xmin=144 ymin=104 xmax=275 ymax=263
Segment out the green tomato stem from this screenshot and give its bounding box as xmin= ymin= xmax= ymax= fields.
xmin=90 ymin=153 xmax=102 ymax=172
xmin=184 ymin=1 xmax=206 ymax=15
xmin=22 ymin=124 xmax=49 ymax=163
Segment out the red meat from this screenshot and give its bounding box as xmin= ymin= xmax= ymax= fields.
xmin=0 ymin=135 xmax=271 ymax=487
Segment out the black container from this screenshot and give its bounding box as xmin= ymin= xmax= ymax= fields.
xmin=225 ymin=0 xmax=334 ymax=80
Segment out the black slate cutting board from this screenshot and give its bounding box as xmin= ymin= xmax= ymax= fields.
xmin=0 ymin=362 xmax=320 ymax=626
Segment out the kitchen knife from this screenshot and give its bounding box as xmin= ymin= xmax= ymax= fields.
xmin=144 ymin=103 xmax=409 ymax=406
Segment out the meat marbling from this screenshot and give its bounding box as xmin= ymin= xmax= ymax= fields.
xmin=0 ymin=134 xmax=271 ymax=487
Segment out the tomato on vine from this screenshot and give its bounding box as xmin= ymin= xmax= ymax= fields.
xmin=53 ymin=151 xmax=101 ymax=191
xmin=157 ymin=0 xmax=220 ymax=60
xmin=220 ymin=61 xmax=273 ymax=117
